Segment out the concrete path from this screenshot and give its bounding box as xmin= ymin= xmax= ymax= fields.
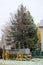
xmin=0 ymin=58 xmax=43 ymax=65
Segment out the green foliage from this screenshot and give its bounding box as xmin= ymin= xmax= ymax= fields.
xmin=5 ymin=5 xmax=37 ymax=50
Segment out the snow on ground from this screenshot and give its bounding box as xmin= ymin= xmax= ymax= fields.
xmin=0 ymin=58 xmax=43 ymax=65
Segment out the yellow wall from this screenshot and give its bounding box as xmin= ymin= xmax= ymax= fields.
xmin=37 ymin=27 xmax=41 ymax=42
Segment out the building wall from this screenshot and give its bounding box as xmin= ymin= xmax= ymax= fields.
xmin=40 ymin=28 xmax=43 ymax=51
xmin=0 ymin=40 xmax=3 ymax=48
xmin=2 ymin=34 xmax=11 ymax=50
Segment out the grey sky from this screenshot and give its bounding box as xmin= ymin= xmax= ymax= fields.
xmin=0 ymin=0 xmax=43 ymax=37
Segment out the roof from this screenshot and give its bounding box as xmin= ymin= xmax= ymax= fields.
xmin=37 ymin=20 xmax=43 ymax=27
xmin=5 ymin=49 xmax=31 ymax=54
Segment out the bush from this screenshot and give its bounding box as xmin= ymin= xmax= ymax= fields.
xmin=5 ymin=51 xmax=9 ymax=59
xmin=9 ymin=54 xmax=16 ymax=60
xmin=2 ymin=51 xmax=9 ymax=59
xmin=0 ymin=47 xmax=3 ymax=59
